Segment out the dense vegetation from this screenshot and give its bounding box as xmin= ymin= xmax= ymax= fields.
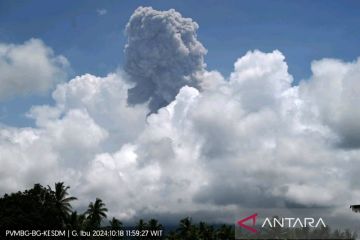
xmin=0 ymin=183 xmax=357 ymax=239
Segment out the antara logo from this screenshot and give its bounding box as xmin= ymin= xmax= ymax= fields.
xmin=237 ymin=213 xmax=258 ymax=233
xmin=261 ymin=217 xmax=326 ymax=228
xmin=237 ymin=213 xmax=327 ymax=234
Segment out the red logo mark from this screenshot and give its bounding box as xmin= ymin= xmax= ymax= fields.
xmin=237 ymin=213 xmax=258 ymax=233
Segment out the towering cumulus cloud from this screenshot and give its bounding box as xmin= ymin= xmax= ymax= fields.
xmin=299 ymin=58 xmax=360 ymax=148
xmin=124 ymin=7 xmax=207 ymax=112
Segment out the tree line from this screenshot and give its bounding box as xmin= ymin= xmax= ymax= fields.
xmin=0 ymin=182 xmax=357 ymax=239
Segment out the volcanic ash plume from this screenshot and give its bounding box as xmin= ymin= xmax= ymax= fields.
xmin=124 ymin=6 xmax=207 ymax=112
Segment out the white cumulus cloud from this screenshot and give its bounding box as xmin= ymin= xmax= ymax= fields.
xmin=299 ymin=57 xmax=360 ymax=148
xmin=0 ymin=38 xmax=69 ymax=100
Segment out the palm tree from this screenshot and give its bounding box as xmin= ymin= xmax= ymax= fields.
xmin=67 ymin=211 xmax=86 ymax=231
xmin=136 ymin=219 xmax=147 ymax=231
xmin=48 ymin=182 xmax=77 ymax=223
xmin=177 ymin=217 xmax=193 ymax=240
xmin=147 ymin=219 xmax=163 ymax=239
xmin=197 ymin=221 xmax=208 ymax=239
xmin=85 ymin=198 xmax=108 ymax=228
xmin=148 ymin=218 xmax=162 ymax=230
xmin=134 ymin=219 xmax=148 ymax=240
xmin=109 ymin=217 xmax=123 ymax=240
xmin=109 ymin=217 xmax=123 ymax=230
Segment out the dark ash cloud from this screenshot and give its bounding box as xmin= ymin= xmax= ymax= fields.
xmin=124 ymin=7 xmax=207 ymax=112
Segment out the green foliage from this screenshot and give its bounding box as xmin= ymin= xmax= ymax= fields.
xmin=85 ymin=198 xmax=108 ymax=229
xmin=0 ymin=183 xmax=358 ymax=240
xmin=51 ymin=182 xmax=77 ymax=217
xmin=136 ymin=219 xmax=147 ymax=231
xmin=0 ymin=183 xmax=74 ymax=229
xmin=109 ymin=217 xmax=123 ymax=230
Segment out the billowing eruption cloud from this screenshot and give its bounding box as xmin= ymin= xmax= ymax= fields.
xmin=124 ymin=7 xmax=207 ymax=112
xmin=1 ymin=7 xmax=360 ymax=226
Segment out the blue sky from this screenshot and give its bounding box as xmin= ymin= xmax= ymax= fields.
xmin=1 ymin=0 xmax=360 ymax=126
